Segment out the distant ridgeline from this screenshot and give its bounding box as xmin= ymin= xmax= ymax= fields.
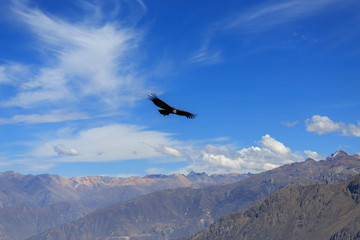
xmin=23 ymin=151 xmax=360 ymax=240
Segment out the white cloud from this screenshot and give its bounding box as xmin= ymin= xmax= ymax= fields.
xmin=4 ymin=127 xmax=326 ymax=174
xmin=0 ymin=63 xmax=30 ymax=85
xmin=0 ymin=110 xmax=88 ymax=124
xmin=190 ymin=0 xmax=348 ymax=64
xmin=160 ymin=134 xmax=318 ymax=174
xmin=53 ymin=144 xmax=79 ymax=156
xmin=30 ymin=124 xmax=178 ymax=163
xmin=1 ymin=1 xmax=146 ymax=111
xmin=156 ymin=146 xmax=183 ymax=157
xmin=224 ymin=0 xmax=345 ymax=33
xmin=305 ymin=115 xmax=342 ymax=134
xmin=305 ymin=115 xmax=360 ymax=137
xmin=188 ymin=46 xmax=222 ymax=65
xmin=304 ymin=150 xmax=325 ymax=160
xmin=260 ymin=134 xmax=291 ymax=155
xmin=344 ymin=122 xmax=360 ymax=137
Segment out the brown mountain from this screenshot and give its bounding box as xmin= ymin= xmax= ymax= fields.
xmin=28 ymin=151 xmax=360 ymax=240
xmin=0 ymin=202 xmax=90 ymax=240
xmin=0 ymin=171 xmax=246 ymax=240
xmin=0 ymin=171 xmax=247 ymax=208
xmin=182 ymin=173 xmax=360 ymax=240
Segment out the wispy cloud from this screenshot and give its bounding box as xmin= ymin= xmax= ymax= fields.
xmin=0 ymin=110 xmax=88 ymax=124
xmin=190 ymin=0 xmax=348 ymax=64
xmin=281 ymin=120 xmax=299 ymax=127
xmin=188 ymin=44 xmax=222 ymax=65
xmin=1 ymin=1 xmax=147 ymax=118
xmin=305 ymin=115 xmax=360 ymax=137
xmin=223 ymin=0 xmax=344 ymax=33
xmin=0 ymin=63 xmax=30 ymax=84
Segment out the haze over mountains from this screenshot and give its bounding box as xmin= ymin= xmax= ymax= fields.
xmin=26 ymin=151 xmax=360 ymax=240
xmin=0 ymin=171 xmax=247 ymax=240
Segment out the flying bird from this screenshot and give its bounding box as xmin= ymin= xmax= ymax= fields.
xmin=148 ymin=93 xmax=197 ymax=119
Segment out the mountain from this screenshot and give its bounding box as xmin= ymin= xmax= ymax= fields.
xmin=0 ymin=171 xmax=247 ymax=209
xmin=28 ymin=151 xmax=360 ymax=240
xmin=0 ymin=202 xmax=90 ymax=240
xmin=0 ymin=171 xmax=246 ymax=240
xmin=182 ymin=173 xmax=360 ymax=240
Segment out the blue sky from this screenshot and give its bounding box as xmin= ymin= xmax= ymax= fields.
xmin=0 ymin=0 xmax=359 ymax=177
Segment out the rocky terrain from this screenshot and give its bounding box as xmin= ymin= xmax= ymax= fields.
xmin=0 ymin=202 xmax=89 ymax=240
xmin=28 ymin=151 xmax=360 ymax=240
xmin=0 ymin=171 xmax=246 ymax=240
xmin=0 ymin=171 xmax=247 ymax=208
xmin=182 ymin=173 xmax=360 ymax=240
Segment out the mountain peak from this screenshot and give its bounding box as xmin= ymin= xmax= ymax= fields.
xmin=187 ymin=171 xmax=208 ymax=177
xmin=327 ymin=150 xmax=349 ymax=161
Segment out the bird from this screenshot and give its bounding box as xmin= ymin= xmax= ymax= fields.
xmin=148 ymin=93 xmax=197 ymax=119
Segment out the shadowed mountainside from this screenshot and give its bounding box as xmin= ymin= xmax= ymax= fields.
xmin=28 ymin=151 xmax=360 ymax=240
xmin=181 ymin=173 xmax=360 ymax=240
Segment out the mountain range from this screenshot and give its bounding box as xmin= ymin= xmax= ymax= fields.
xmin=0 ymin=171 xmax=247 ymax=240
xmin=182 ymin=172 xmax=360 ymax=240
xmin=27 ymin=151 xmax=360 ymax=240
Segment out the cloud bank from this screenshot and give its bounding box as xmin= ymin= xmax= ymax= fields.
xmin=158 ymin=134 xmax=323 ymax=174
xmin=31 ymin=124 xmax=179 ymax=163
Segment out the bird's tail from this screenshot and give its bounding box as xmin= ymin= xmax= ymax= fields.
xmin=158 ymin=110 xmax=170 ymax=116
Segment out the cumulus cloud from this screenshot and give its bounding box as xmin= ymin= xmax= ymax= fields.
xmin=305 ymin=115 xmax=342 ymax=134
xmin=159 ymin=134 xmax=320 ymax=174
xmin=13 ymin=127 xmax=326 ymax=174
xmin=305 ymin=115 xmax=360 ymax=137
xmin=343 ymin=122 xmax=360 ymax=137
xmin=260 ymin=134 xmax=291 ymax=155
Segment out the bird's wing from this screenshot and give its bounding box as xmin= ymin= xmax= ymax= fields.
xmin=174 ymin=109 xmax=197 ymax=119
xmin=148 ymin=93 xmax=173 ymax=110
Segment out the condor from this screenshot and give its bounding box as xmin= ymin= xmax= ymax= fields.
xmin=148 ymin=93 xmax=197 ymax=119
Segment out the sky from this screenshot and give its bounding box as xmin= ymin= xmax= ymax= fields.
xmin=0 ymin=0 xmax=359 ymax=177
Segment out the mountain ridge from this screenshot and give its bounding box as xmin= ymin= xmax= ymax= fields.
xmin=0 ymin=171 xmax=247 ymax=240
xmin=28 ymin=151 xmax=360 ymax=240
xmin=0 ymin=171 xmax=248 ymax=208
xmin=181 ymin=173 xmax=360 ymax=240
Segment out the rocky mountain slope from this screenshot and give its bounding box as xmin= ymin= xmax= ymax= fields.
xmin=0 ymin=202 xmax=90 ymax=240
xmin=0 ymin=171 xmax=246 ymax=240
xmin=182 ymin=173 xmax=360 ymax=240
xmin=28 ymin=151 xmax=360 ymax=240
xmin=0 ymin=171 xmax=247 ymax=208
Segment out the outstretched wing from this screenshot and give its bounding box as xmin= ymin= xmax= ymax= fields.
xmin=148 ymin=93 xmax=173 ymax=110
xmin=174 ymin=109 xmax=197 ymax=119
